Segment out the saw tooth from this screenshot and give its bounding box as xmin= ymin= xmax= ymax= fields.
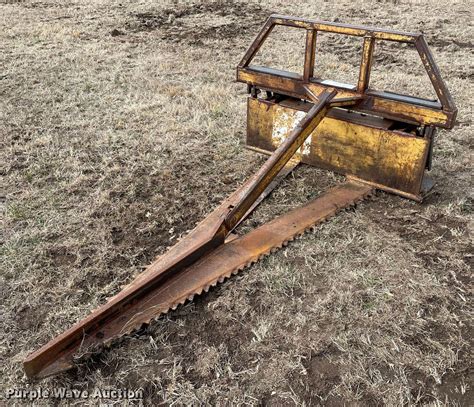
xmin=143 ymin=185 xmax=377 ymax=343
xmin=102 ymin=340 xmax=112 ymax=349
xmin=30 ymin=185 xmax=376 ymax=378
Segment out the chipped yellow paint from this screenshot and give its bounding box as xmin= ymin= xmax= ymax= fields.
xmin=310 ymin=116 xmax=428 ymax=193
xmin=247 ymin=97 xmax=274 ymax=149
xmin=372 ymin=98 xmax=448 ymax=126
xmin=272 ymin=107 xmax=309 ymax=156
xmin=247 ymin=97 xmax=430 ymax=198
xmin=237 ymin=68 xmax=453 ymax=128
xmin=270 ymin=16 xmax=417 ymax=43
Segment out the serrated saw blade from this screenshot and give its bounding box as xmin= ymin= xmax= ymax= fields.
xmin=23 ymin=181 xmax=373 ymax=379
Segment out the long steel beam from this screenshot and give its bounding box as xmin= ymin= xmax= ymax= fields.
xmin=23 ymin=90 xmax=360 ymax=379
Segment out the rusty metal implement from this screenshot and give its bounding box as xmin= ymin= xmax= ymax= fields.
xmin=23 ymin=15 xmax=456 ymax=379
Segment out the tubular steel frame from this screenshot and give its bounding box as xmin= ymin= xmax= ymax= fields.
xmin=237 ymin=15 xmax=457 ymax=128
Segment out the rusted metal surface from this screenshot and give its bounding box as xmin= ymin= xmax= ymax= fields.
xmin=22 ymin=158 xmax=299 ymax=379
xmin=238 ymin=66 xmax=456 ymax=128
xmin=236 ymin=157 xmax=300 ymax=230
xmin=357 ymin=36 xmax=375 ymax=93
xmin=241 ymin=16 xmax=457 ymax=200
xmin=237 ymin=15 xmax=457 ymax=128
xmin=303 ymin=29 xmax=317 ymax=82
xmin=23 ymin=16 xmax=457 ymax=380
xmin=246 ymin=96 xmax=431 ymax=200
xmin=224 ymin=88 xmax=337 ymax=231
xmin=24 ymin=180 xmax=373 ymax=379
xmin=24 ymin=86 xmax=352 ymax=379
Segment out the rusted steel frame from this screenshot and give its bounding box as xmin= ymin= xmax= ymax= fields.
xmin=238 ymin=14 xmax=419 ymax=68
xmin=23 ymin=157 xmax=301 ymax=379
xmin=238 ymin=15 xmax=456 ymax=118
xmin=357 ymin=36 xmax=375 ymax=93
xmin=24 ymin=181 xmax=372 ymax=379
xmin=237 ymin=17 xmax=275 ymax=68
xmin=22 ymin=203 xmax=229 ymax=378
xmin=304 ymin=85 xmax=364 ymax=108
xmin=234 ymin=158 xmax=300 ymax=231
xmin=303 ymin=29 xmax=317 ymax=82
xmin=237 ymin=67 xmax=455 ymax=128
xmin=24 ymin=89 xmax=346 ymax=379
xmin=331 ymin=96 xmax=364 ymax=107
xmin=347 ymin=176 xmax=424 ymax=202
xmin=246 ymin=95 xmax=431 ymax=200
xmin=270 ymin=15 xmax=419 ymax=43
xmin=23 ymin=162 xmax=301 ymax=379
xmin=108 ymin=183 xmax=374 ymax=337
xmin=224 ymin=88 xmax=336 ymax=230
xmin=415 ymin=35 xmax=457 ymax=114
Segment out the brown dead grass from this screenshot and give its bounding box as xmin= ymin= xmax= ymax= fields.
xmin=1 ymin=0 xmax=473 ymax=405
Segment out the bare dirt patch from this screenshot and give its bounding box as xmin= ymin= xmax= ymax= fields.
xmin=126 ymin=2 xmax=270 ymax=45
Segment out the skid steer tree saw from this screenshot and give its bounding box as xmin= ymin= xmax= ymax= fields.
xmin=24 ymin=15 xmax=456 ymax=379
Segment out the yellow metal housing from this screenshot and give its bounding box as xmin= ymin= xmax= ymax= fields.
xmin=247 ymin=97 xmax=431 ymax=200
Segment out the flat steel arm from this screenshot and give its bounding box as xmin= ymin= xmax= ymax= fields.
xmin=23 ymin=88 xmax=341 ymax=379
xmin=224 ymin=88 xmax=336 ymax=230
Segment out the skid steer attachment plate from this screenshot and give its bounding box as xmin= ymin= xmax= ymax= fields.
xmin=23 ymin=16 xmax=456 ymax=380
xmin=238 ymin=15 xmax=456 ymax=201
xmin=246 ymin=97 xmax=430 ymax=200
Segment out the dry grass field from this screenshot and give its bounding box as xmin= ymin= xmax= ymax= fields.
xmin=1 ymin=0 xmax=473 ymax=405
